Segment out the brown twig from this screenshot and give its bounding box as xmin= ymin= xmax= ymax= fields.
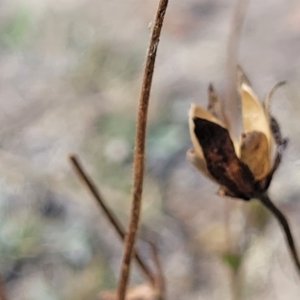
xmin=116 ymin=1 xmax=169 ymax=299
xmin=258 ymin=193 xmax=300 ymax=277
xmin=150 ymin=241 xmax=165 ymax=300
xmin=68 ymin=154 xmax=155 ymax=286
xmin=0 ymin=277 xmax=7 ymax=300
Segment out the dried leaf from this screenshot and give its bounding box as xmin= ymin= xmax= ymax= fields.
xmin=263 ymin=81 xmax=286 ymax=120
xmin=207 ymin=83 xmax=223 ymax=120
xmin=186 ymin=148 xmax=214 ymax=180
xmin=193 ymin=117 xmax=255 ymax=200
xmin=240 ymin=82 xmax=271 ymax=146
xmin=189 ymin=102 xmax=240 ymax=157
xmin=259 ymin=116 xmax=288 ymax=190
xmin=237 ymin=65 xmax=252 ymax=87
xmin=270 ymin=116 xmax=288 ymax=150
xmin=240 ymin=131 xmax=270 ymax=180
xmin=190 ymin=102 xmax=221 ymax=124
xmin=189 ymin=103 xmax=223 ymax=167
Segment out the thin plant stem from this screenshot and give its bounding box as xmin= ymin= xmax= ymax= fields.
xmin=150 ymin=241 xmax=165 ymax=300
xmin=117 ymin=1 xmax=169 ymax=299
xmin=224 ymin=201 xmax=244 ymax=300
xmin=225 ymin=0 xmax=249 ymax=136
xmin=68 ymin=154 xmax=155 ymax=286
xmin=0 ymin=277 xmax=7 ymax=300
xmin=225 ymin=2 xmax=249 ymax=298
xmin=230 ymin=269 xmax=242 ymax=300
xmin=258 ymin=193 xmax=300 ymax=276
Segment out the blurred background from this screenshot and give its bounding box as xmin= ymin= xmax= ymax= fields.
xmin=0 ymin=0 xmax=300 ymax=299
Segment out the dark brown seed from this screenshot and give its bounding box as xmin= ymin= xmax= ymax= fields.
xmin=193 ymin=117 xmax=256 ymax=200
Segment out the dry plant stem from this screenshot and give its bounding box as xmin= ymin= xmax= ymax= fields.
xmin=258 ymin=193 xmax=300 ymax=276
xmin=230 ymin=270 xmax=242 ymax=300
xmin=225 ymin=3 xmax=249 ymax=298
xmin=224 ymin=201 xmax=244 ymax=300
xmin=68 ymin=154 xmax=155 ymax=286
xmin=224 ymin=200 xmax=235 ymax=253
xmin=223 ymin=0 xmax=248 ymax=270
xmin=150 ymin=242 xmax=165 ymax=300
xmin=117 ymin=1 xmax=169 ymax=299
xmin=0 ymin=277 xmax=7 ymax=300
xmin=225 ymin=0 xmax=249 ymax=136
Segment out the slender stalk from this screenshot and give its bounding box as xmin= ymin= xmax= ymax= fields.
xmin=0 ymin=277 xmax=7 ymax=300
xmin=224 ymin=201 xmax=244 ymax=300
xmin=225 ymin=0 xmax=249 ymax=136
xmin=117 ymin=1 xmax=169 ymax=299
xmin=258 ymin=193 xmax=300 ymax=276
xmin=230 ymin=269 xmax=242 ymax=300
xmin=150 ymin=241 xmax=165 ymax=300
xmin=224 ymin=4 xmax=249 ymax=297
xmin=68 ymin=154 xmax=155 ymax=286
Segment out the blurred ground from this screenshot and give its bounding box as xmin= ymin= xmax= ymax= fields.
xmin=0 ymin=0 xmax=299 ymax=299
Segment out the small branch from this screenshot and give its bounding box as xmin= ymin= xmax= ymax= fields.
xmin=68 ymin=154 xmax=155 ymax=286
xmin=117 ymin=1 xmax=169 ymax=299
xmin=150 ymin=241 xmax=165 ymax=300
xmin=0 ymin=277 xmax=7 ymax=300
xmin=224 ymin=8 xmax=251 ymax=299
xmin=230 ymin=269 xmax=243 ymax=300
xmin=225 ymin=0 xmax=249 ymax=135
xmin=258 ymin=193 xmax=300 ymax=276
